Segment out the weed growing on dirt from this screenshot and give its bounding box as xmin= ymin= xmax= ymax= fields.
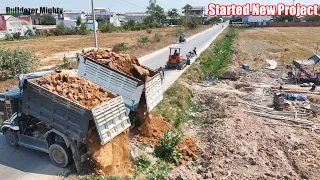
xmin=146 ymin=160 xmax=168 ymax=180
xmin=155 ymin=131 xmax=182 ymax=164
xmin=62 ymin=55 xmax=70 ymax=68
xmin=154 ymin=32 xmax=161 ymax=42
xmin=138 ymin=35 xmax=149 ymax=44
xmin=134 ymin=155 xmax=151 ymax=173
xmin=112 ymin=42 xmax=129 ymax=52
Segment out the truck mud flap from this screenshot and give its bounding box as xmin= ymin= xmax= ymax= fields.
xmin=145 ymin=74 xmax=163 ymax=112
xmin=91 ymin=96 xmax=131 ymax=145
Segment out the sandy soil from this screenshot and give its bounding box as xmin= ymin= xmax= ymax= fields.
xmin=235 ymin=27 xmax=320 ymax=65
xmin=169 ymin=67 xmax=320 ymax=180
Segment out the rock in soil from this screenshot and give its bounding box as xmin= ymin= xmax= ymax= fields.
xmin=36 ymin=72 xmax=116 ymax=109
xmin=83 ymin=48 xmax=151 ymax=82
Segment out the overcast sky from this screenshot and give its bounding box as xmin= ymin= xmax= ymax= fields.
xmin=2 ymin=0 xmax=319 ymax=13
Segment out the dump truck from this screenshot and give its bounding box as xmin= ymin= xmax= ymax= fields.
xmin=76 ymin=49 xmax=163 ymax=125
xmin=0 ymin=69 xmax=130 ymax=172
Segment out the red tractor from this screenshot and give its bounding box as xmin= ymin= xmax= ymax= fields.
xmin=165 ymin=47 xmax=190 ymax=70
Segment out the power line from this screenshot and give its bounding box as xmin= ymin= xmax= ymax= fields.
xmin=119 ymin=0 xmax=146 ymax=10
xmin=110 ymin=0 xmax=145 ymax=10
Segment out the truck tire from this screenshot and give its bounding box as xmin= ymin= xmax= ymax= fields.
xmin=49 ymin=142 xmax=72 ymax=168
xmin=5 ymin=130 xmax=18 ymax=147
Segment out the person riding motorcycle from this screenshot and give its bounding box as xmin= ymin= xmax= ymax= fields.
xmin=179 ymin=35 xmax=183 ymax=43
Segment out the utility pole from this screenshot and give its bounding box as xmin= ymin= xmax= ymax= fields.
xmin=185 ymin=6 xmax=187 ymax=28
xmin=292 ymin=0 xmax=295 ymax=22
xmin=91 ymin=0 xmax=98 ymax=47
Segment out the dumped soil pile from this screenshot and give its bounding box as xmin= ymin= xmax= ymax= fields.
xmin=83 ymin=49 xmax=150 ymax=81
xmin=178 ymin=136 xmax=198 ymax=164
xmin=86 ymin=127 xmax=133 ymax=177
xmin=136 ymin=113 xmax=171 ymax=145
xmin=36 ymin=73 xmax=115 ymax=109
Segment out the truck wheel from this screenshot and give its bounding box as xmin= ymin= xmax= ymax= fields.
xmin=49 ymin=142 xmax=72 ymax=168
xmin=5 ymin=130 xmax=18 ymax=147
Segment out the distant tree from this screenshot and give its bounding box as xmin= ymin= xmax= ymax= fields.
xmin=41 ymin=14 xmax=56 ymax=25
xmin=146 ymin=0 xmax=166 ymax=23
xmin=304 ymin=16 xmax=320 ymax=22
xmin=76 ymin=16 xmax=82 ymax=26
xmin=182 ymin=4 xmax=192 ymax=16
xmin=167 ymin=8 xmax=179 ymax=20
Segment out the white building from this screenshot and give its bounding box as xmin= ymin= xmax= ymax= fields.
xmin=124 ymin=12 xmax=151 ymax=23
xmin=63 ymin=11 xmax=87 ymax=21
xmin=0 ymin=15 xmax=23 ymax=39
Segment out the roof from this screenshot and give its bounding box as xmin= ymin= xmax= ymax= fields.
xmin=19 ymin=16 xmax=32 ymax=25
xmin=3 ymin=15 xmax=11 ymax=21
xmin=191 ymin=6 xmax=205 ymax=10
xmin=293 ymin=54 xmax=320 ymax=67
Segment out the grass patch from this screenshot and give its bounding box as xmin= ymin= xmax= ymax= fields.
xmin=133 ymin=155 xmax=168 ymax=180
xmin=153 ymin=82 xmax=192 ymax=128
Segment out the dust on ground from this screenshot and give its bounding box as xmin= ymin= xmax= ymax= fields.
xmin=235 ymin=27 xmax=320 ymax=66
xmin=86 ymin=127 xmax=133 ymax=178
xmin=169 ymin=66 xmax=320 ymax=180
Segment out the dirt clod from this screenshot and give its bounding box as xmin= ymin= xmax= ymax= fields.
xmin=178 ymin=136 xmax=198 ymax=164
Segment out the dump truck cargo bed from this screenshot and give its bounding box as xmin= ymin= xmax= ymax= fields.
xmin=21 ymin=77 xmax=131 ymax=144
xmin=77 ymin=53 xmax=163 ymax=112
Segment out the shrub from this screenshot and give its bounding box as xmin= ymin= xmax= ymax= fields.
xmin=12 ymin=32 xmax=21 ymax=39
xmin=138 ymin=35 xmax=149 ymax=44
xmin=62 ymin=55 xmax=70 ymax=68
xmin=154 ymin=32 xmax=161 ymax=42
xmin=112 ymin=42 xmax=129 ymax=52
xmin=100 ymin=23 xmax=115 ymax=33
xmin=55 ymin=22 xmax=66 ymax=35
xmin=155 ymin=131 xmax=182 ymax=164
xmin=176 ymin=27 xmax=185 ymax=36
xmin=147 ymin=160 xmax=168 ymax=180
xmin=0 ymin=48 xmax=39 ymax=80
xmin=134 ymin=155 xmax=151 ymax=173
xmin=77 ymin=23 xmax=90 ymax=35
xmin=5 ymin=33 xmax=14 ymax=41
xmin=146 ymin=28 xmax=152 ymax=34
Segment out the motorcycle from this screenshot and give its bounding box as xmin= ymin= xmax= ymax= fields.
xmin=186 ymin=48 xmax=197 ymax=59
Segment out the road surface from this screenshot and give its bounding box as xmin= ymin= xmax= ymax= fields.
xmin=0 ymin=22 xmax=229 ymax=180
xmin=139 ymin=22 xmax=229 ymax=91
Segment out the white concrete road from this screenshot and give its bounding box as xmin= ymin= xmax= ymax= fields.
xmin=139 ymin=22 xmax=229 ymax=91
xmin=0 ymin=22 xmax=228 ymax=180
